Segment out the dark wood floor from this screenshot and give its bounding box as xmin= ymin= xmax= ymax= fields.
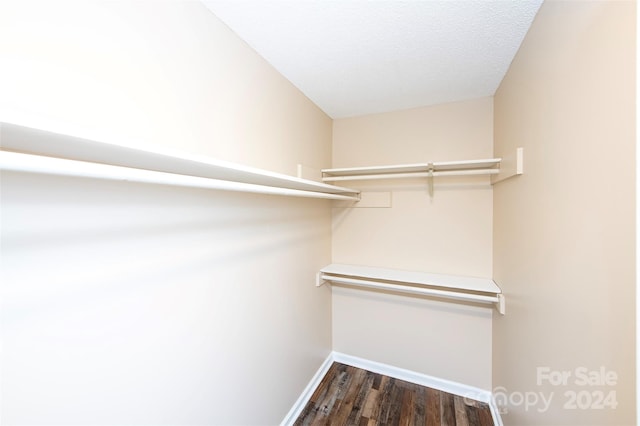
xmin=295 ymin=362 xmax=494 ymax=426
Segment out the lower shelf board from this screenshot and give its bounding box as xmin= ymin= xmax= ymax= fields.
xmin=294 ymin=362 xmax=494 ymax=426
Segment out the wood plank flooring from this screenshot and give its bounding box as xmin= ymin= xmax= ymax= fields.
xmin=295 ymin=362 xmax=494 ymax=426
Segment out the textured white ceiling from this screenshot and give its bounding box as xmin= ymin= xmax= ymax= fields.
xmin=201 ymin=0 xmax=543 ymax=118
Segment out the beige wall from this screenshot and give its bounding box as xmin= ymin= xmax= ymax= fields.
xmin=492 ymin=1 xmax=636 ymax=425
xmin=0 ymin=1 xmax=332 ymax=424
xmin=331 ymin=98 xmax=495 ymax=389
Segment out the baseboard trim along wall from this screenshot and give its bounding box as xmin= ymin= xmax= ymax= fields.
xmin=280 ymin=354 xmax=335 ymax=426
xmin=281 ymin=351 xmax=503 ymax=426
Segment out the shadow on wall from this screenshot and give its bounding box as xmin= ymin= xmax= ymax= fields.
xmin=2 ymin=170 xmax=329 ymax=326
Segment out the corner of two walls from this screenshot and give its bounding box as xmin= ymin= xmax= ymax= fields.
xmin=330 ymin=97 xmax=495 ymax=390
xmin=0 ymin=2 xmax=332 ymax=424
xmin=328 ymin=2 xmax=637 ymax=424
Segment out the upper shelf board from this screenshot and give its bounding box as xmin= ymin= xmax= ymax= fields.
xmin=320 ymin=263 xmax=501 ymax=294
xmin=322 ymin=158 xmax=501 ymax=177
xmin=0 ymin=122 xmax=360 ymax=198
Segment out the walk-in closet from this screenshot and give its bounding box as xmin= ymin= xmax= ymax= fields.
xmin=0 ymin=1 xmax=635 ymax=425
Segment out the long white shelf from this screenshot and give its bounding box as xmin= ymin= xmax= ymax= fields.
xmin=0 ymin=123 xmax=360 ymax=201
xmin=317 ymin=263 xmax=505 ymax=314
xmin=321 ymin=158 xmax=501 ymax=182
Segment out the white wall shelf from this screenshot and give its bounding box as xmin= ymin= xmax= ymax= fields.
xmin=321 ymin=158 xmax=501 ymax=182
xmin=317 ymin=263 xmax=505 ymax=315
xmin=0 ymin=122 xmax=361 ymax=201
xmin=321 ymin=152 xmax=523 ymax=197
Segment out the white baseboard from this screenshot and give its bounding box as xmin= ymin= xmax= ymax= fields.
xmin=280 ymin=353 xmax=334 ymax=426
xmin=281 ymin=351 xmax=503 ymax=426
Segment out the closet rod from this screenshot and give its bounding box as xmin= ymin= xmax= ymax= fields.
xmin=321 ymin=274 xmax=501 ymax=304
xmin=322 ymin=168 xmax=499 ymax=182
xmin=0 ymin=151 xmax=361 ymax=201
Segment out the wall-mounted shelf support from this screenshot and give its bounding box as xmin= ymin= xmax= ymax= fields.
xmin=317 ymin=264 xmax=505 ymax=315
xmin=491 ymin=147 xmax=524 ymax=184
xmin=427 ymin=162 xmax=434 ymax=198
xmin=0 ymin=122 xmax=361 ymax=201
